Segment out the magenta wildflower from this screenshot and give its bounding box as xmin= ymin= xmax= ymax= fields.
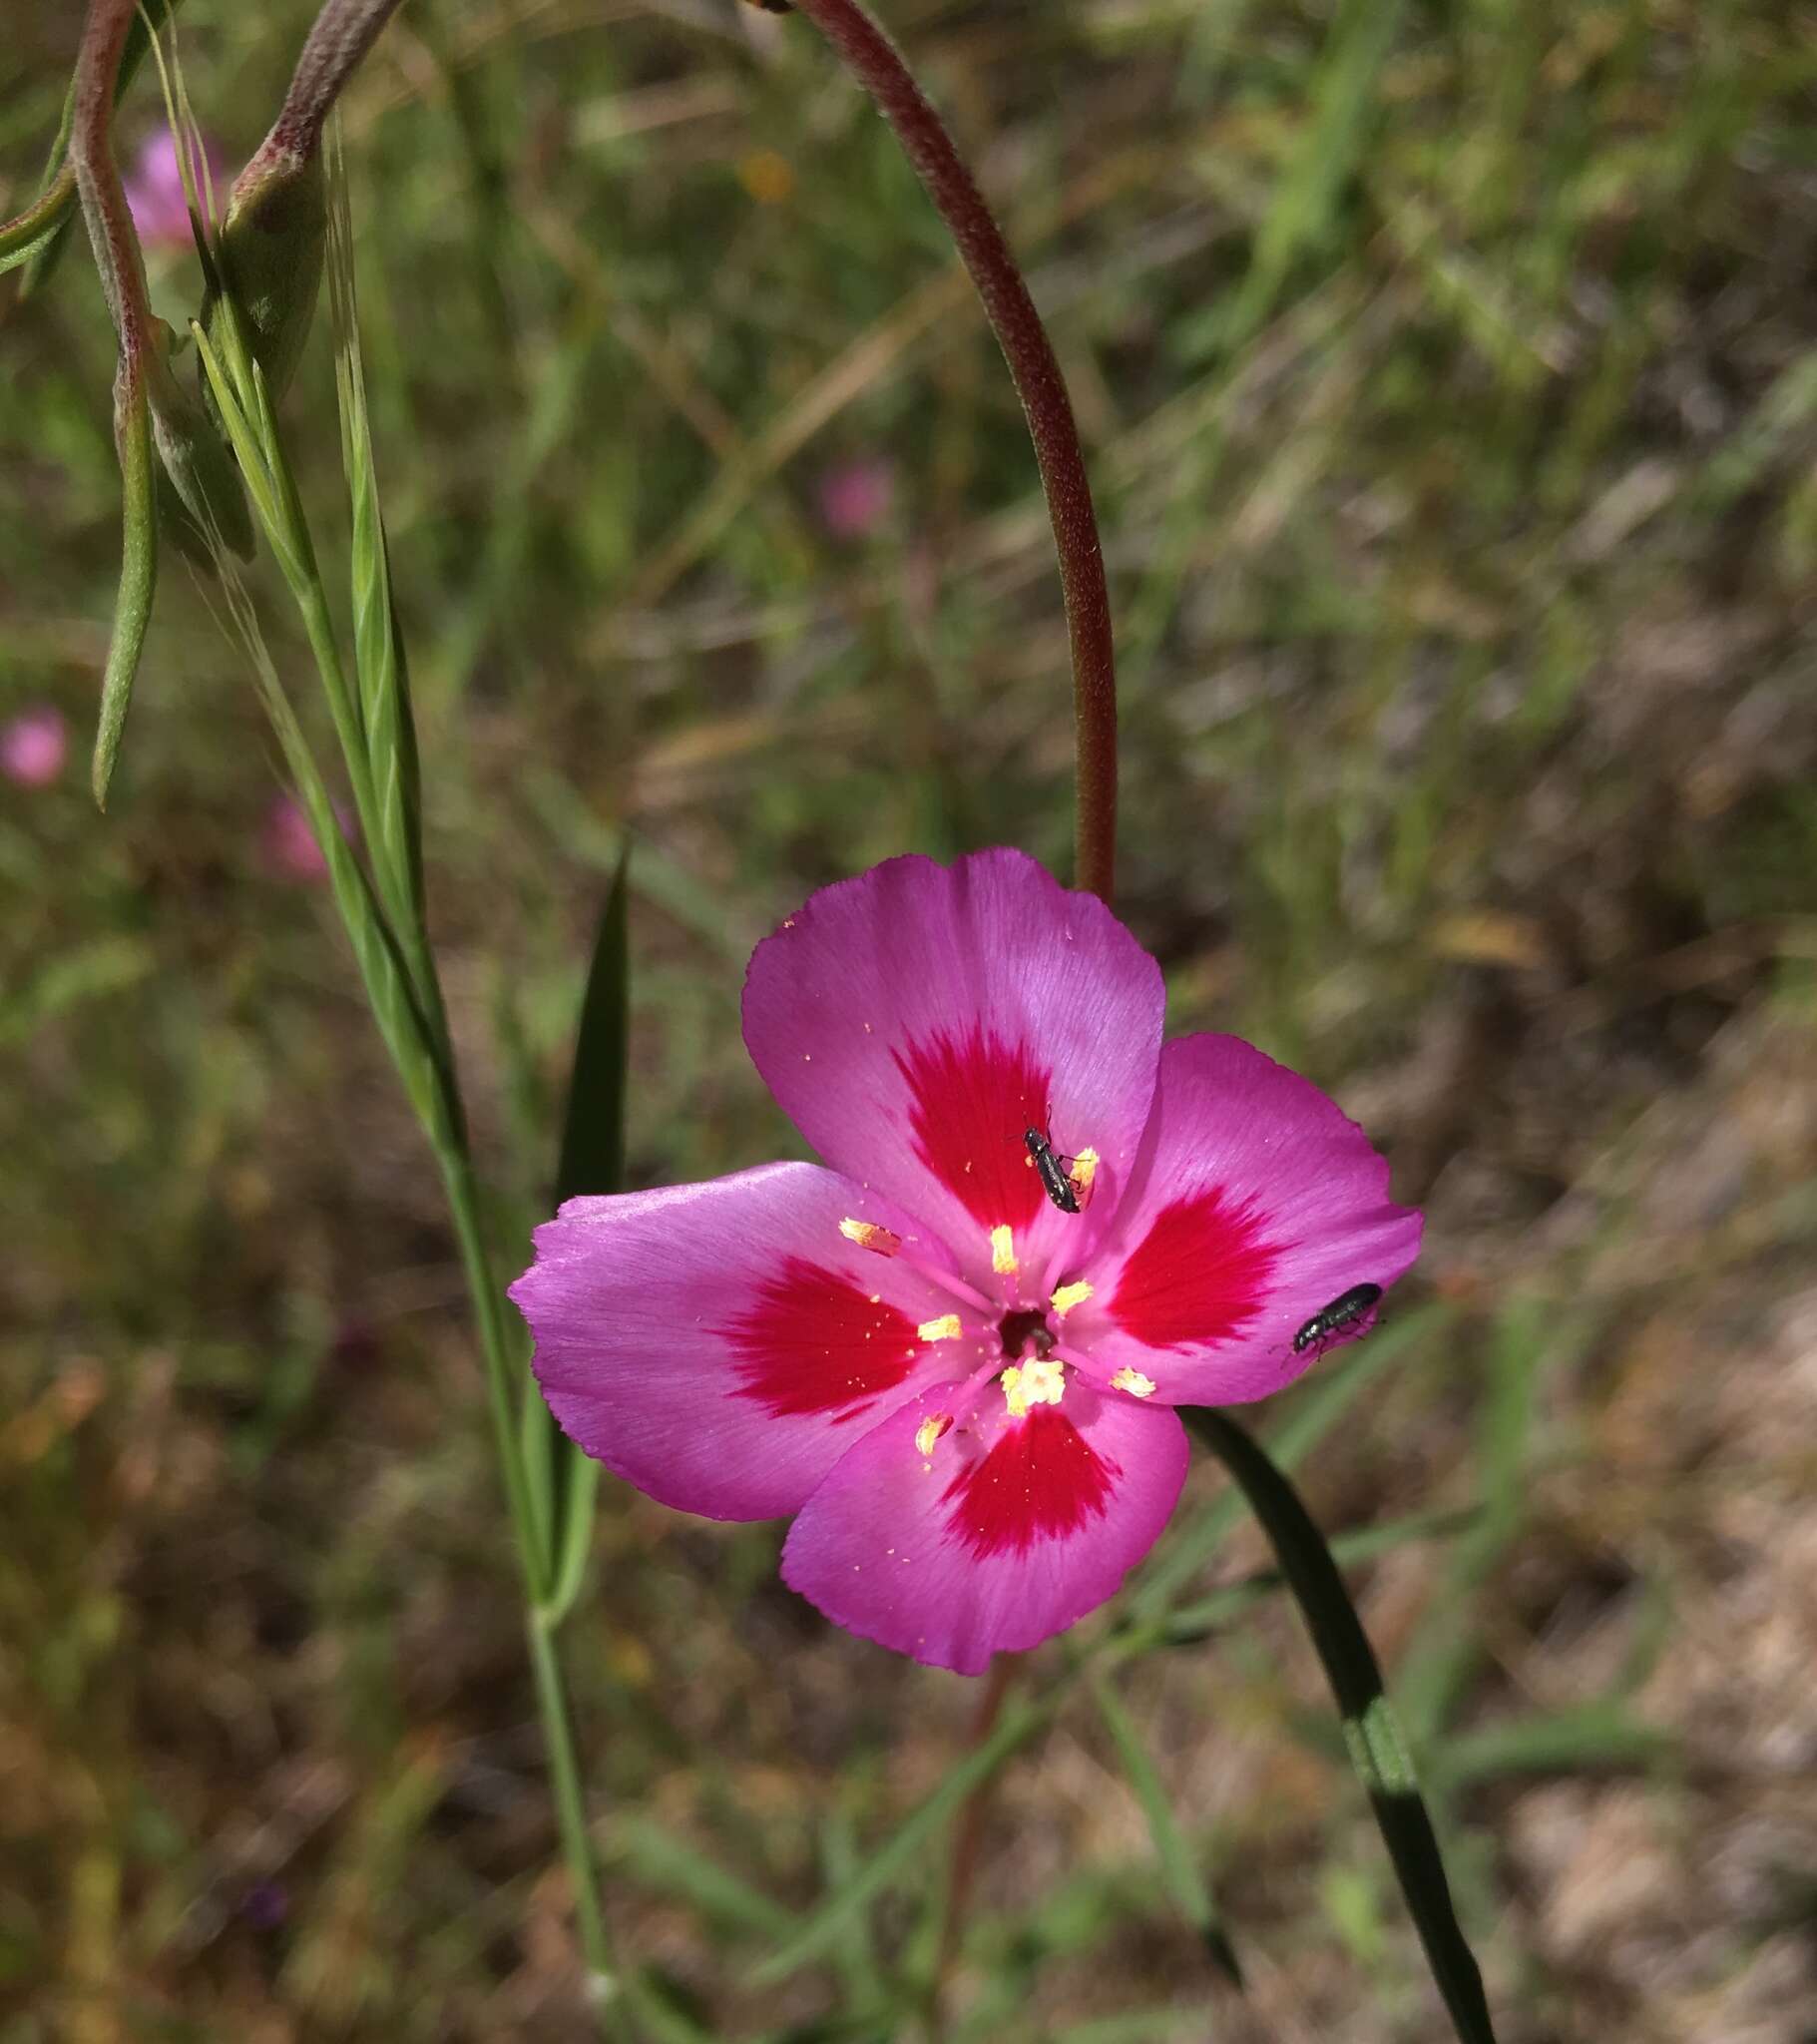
xmin=817 ymin=457 xmax=895 ymax=541
xmin=259 ymin=793 xmax=351 ymax=882
xmin=1 ymin=705 xmax=69 ymax=788
xmin=123 ymin=126 xmax=230 ymax=251
xmin=512 ymin=850 xmax=1420 ymax=1673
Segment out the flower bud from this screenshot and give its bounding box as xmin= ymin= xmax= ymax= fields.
xmin=203 ymin=141 xmax=326 ymax=409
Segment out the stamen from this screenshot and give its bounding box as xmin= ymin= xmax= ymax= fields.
xmin=917 ymin=1313 xmax=963 ymax=1343
xmin=915 ymin=1412 xmax=954 ymax=1458
xmin=990 ymin=1225 xmax=1018 ymax=1278
xmin=1002 ymin=1356 xmax=1066 ymax=1418
xmin=1111 ymin=1365 xmax=1156 ymax=1399
xmin=1068 ymin=1148 xmax=1100 ymax=1205
xmin=842 ymin=1217 xmax=995 ymax=1311
xmin=1051 ymin=1278 xmax=1094 ymax=1318
xmin=840 ymin=1217 xmax=902 ymax=1256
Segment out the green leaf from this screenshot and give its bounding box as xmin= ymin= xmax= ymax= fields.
xmin=93 ymin=365 xmax=159 ymax=810
xmin=607 ymin=1813 xmax=797 ymax=1941
xmin=1431 ymin=1704 xmax=1672 ymax=1794
xmin=751 ymin=1690 xmax=1055 ymax=1986
xmin=1183 ymin=1409 xmax=1497 ymax=2044
xmin=1091 ymin=1672 xmax=1242 ymax=1985
xmin=529 ymin=843 xmax=633 ymax=1617
xmin=556 ymin=843 xmax=634 ymax=1208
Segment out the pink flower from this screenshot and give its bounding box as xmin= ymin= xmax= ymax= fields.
xmin=260 ymin=793 xmax=350 ymax=882
xmin=1 ymin=705 xmax=69 ymax=787
xmin=817 ymin=457 xmax=894 ymax=541
xmin=512 ymin=850 xmax=1420 ymax=1673
xmin=123 ymin=126 xmax=229 ymax=251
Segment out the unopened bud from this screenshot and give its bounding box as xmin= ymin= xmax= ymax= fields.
xmin=204 ymin=142 xmax=326 ymax=409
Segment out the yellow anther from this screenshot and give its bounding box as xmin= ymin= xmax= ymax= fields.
xmin=1051 ymin=1279 xmax=1094 ymax=1318
xmin=990 ymin=1224 xmax=1018 ymax=1277
xmin=1111 ymin=1365 xmax=1156 ymax=1399
xmin=916 ymin=1313 xmax=962 ymax=1343
xmin=914 ymin=1412 xmax=953 ymax=1457
xmin=840 ymin=1217 xmax=902 ymax=1257
xmin=1068 ymin=1148 xmax=1100 ymax=1204
xmin=1002 ymin=1357 xmax=1066 ymax=1419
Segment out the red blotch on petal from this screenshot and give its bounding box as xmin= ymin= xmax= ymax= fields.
xmin=893 ymin=1025 xmax=1052 ymax=1230
xmin=1109 ymin=1189 xmax=1278 ymax=1349
xmin=943 ymin=1407 xmax=1119 ymax=1557
xmin=720 ymin=1257 xmax=921 ymax=1420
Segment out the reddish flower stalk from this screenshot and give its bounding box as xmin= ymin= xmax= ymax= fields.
xmin=255 ymin=0 xmax=406 ymax=166
xmin=785 ymin=0 xmax=1120 ymax=904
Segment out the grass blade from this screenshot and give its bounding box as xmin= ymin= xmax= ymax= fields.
xmin=751 ymin=1690 xmax=1056 ymax=1986
xmin=325 ymin=116 xmax=425 ymax=925
xmin=1091 ymin=1672 xmax=1243 ymax=1985
xmin=1183 ymin=1409 xmax=1497 ymax=2044
xmin=530 ymin=842 xmax=634 ymax=1617
xmin=93 ymin=365 xmax=159 ymax=810
xmin=608 ymin=1813 xmax=797 ymax=1941
xmin=1431 ymin=1704 xmax=1672 ymax=1794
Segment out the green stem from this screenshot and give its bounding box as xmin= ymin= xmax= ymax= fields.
xmin=529 ymin=1608 xmax=622 ymax=2010
xmin=439 ymin=1148 xmax=544 ymax=1593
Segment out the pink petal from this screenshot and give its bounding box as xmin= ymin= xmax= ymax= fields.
xmin=742 ymin=849 xmax=1164 ymax=1291
xmin=781 ymin=1374 xmax=1187 ymax=1674
xmin=1061 ymin=1034 xmax=1422 ymax=1405
xmin=511 ymin=1163 xmax=973 ymax=1522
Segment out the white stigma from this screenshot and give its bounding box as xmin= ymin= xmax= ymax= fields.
xmin=1001 ymin=1356 xmax=1066 ymax=1419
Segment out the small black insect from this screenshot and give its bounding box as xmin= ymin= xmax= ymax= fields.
xmin=1024 ymin=1127 xmax=1081 ymax=1214
xmin=1292 ymin=1282 xmax=1383 ymax=1355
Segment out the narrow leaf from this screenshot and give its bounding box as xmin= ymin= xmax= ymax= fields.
xmin=533 ymin=843 xmax=633 ymax=1614
xmin=1091 ymin=1672 xmax=1242 ymax=1985
xmin=751 ymin=1692 xmax=1053 ymax=1985
xmin=1183 ymin=1409 xmax=1497 ymax=2044
xmin=94 ymin=365 xmax=159 ymax=809
xmin=607 ymin=1813 xmax=797 ymax=1940
xmin=556 ymin=843 xmax=634 ymax=1207
xmin=1432 ymin=1704 xmax=1672 ymax=1793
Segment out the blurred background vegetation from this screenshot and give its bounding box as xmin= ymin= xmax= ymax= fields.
xmin=5 ymin=0 xmax=1817 ymax=2036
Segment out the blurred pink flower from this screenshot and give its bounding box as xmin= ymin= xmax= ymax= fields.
xmin=124 ymin=126 xmax=230 ymax=251
xmin=261 ymin=793 xmax=351 ymax=883
xmin=817 ymin=457 xmax=895 ymax=541
xmin=1 ymin=705 xmax=69 ymax=787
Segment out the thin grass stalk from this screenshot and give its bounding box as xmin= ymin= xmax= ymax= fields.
xmin=194 ymin=245 xmax=628 ymax=2042
xmin=784 ymin=0 xmax=1119 ymax=902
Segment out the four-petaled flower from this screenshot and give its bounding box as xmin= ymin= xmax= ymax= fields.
xmin=512 ymin=849 xmax=1420 ymax=1673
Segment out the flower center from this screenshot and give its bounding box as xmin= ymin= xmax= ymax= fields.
xmin=998 ymin=1305 xmax=1052 ymax=1359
